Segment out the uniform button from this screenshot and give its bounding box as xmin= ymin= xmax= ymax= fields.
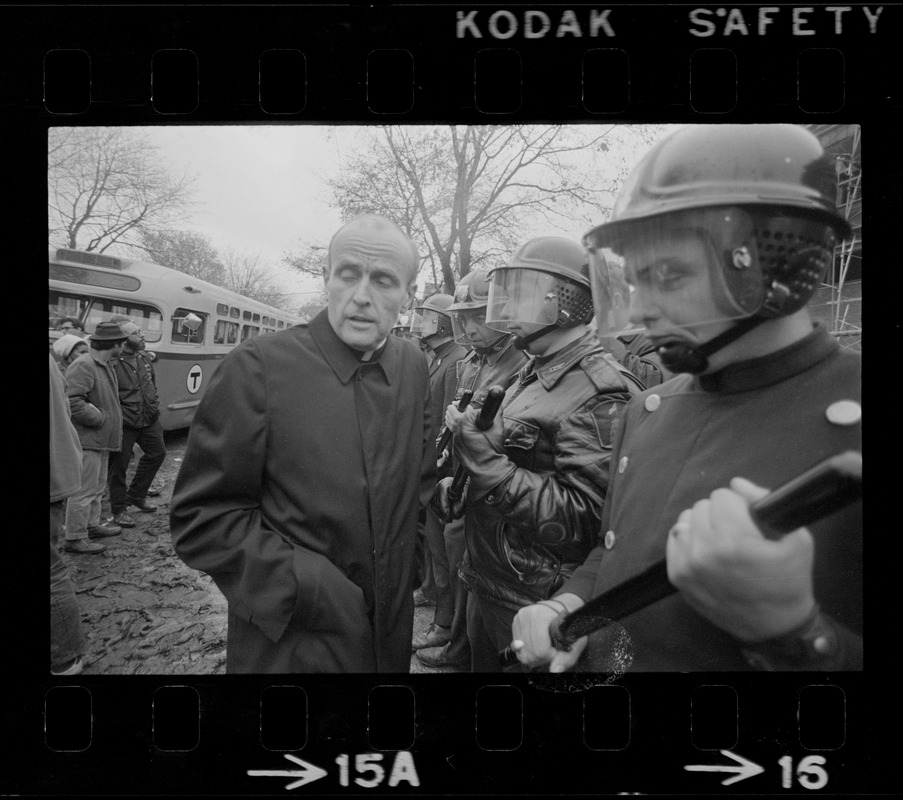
xmin=618 ymin=456 xmax=628 ymax=474
xmin=604 ymin=530 xmax=616 ymax=549
xmin=644 ymin=393 xmax=661 ymax=412
xmin=826 ymin=400 xmax=861 ymax=426
xmin=486 ymin=494 xmax=495 ymax=503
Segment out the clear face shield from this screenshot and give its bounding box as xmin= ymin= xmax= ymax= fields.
xmin=409 ymin=307 xmax=444 ymax=339
xmin=485 ymin=268 xmax=567 ymax=337
xmin=584 ymin=210 xmax=767 ymax=342
xmin=450 ymin=306 xmax=504 ymax=348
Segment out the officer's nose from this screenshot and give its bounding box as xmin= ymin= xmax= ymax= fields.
xmin=628 ymin=289 xmax=659 ymax=327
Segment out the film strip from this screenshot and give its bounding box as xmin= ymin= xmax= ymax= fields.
xmin=11 ymin=2 xmax=892 ymax=795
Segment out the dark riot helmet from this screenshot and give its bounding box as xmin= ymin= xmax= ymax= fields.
xmin=448 ymin=269 xmax=510 ymax=350
xmin=485 ymin=236 xmax=595 ymax=348
xmin=584 ymin=124 xmax=851 ymax=373
xmin=410 ymin=293 xmax=455 ymax=340
xmin=448 ymin=269 xmax=492 ymax=311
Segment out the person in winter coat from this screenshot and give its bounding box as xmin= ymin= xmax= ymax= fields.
xmin=63 ymin=322 xmax=127 ymax=554
xmin=170 ymin=214 xmax=437 ymax=673
xmin=49 ymin=353 xmax=87 ymax=673
xmin=107 ymin=319 xmax=167 ymax=529
xmin=51 ymin=333 xmax=90 ymax=372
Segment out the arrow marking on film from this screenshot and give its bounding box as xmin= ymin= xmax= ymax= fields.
xmin=684 ymin=750 xmax=765 ymax=786
xmin=248 ymin=754 xmax=328 ymax=790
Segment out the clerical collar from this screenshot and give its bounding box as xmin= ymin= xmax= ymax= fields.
xmin=357 ymin=338 xmax=388 ymax=362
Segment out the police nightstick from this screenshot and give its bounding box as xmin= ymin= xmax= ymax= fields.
xmin=447 ymin=385 xmax=506 ymax=503
xmin=499 ymin=451 xmax=863 ymax=668
xmin=436 ymin=389 xmax=474 ymax=455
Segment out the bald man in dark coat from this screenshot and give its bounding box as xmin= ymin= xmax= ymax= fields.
xmin=171 ymin=215 xmax=436 ymax=672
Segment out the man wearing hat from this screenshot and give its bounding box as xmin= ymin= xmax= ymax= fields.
xmin=62 ymin=321 xmax=128 ymax=554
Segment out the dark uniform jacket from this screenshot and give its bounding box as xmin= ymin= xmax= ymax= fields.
xmin=564 ymin=325 xmax=862 ymax=671
xmin=112 ymin=350 xmax=160 ymax=428
xmin=452 ymin=337 xmax=529 ymax=412
xmin=456 ymin=331 xmax=640 ymax=610
xmin=607 ymin=331 xmax=674 ymax=388
xmin=170 ymin=310 xmax=436 ymax=673
xmin=427 ymin=339 xmax=468 ymax=477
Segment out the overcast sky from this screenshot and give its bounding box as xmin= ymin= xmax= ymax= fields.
xmin=140 ymin=124 xmax=349 ymax=301
xmin=127 ymin=124 xmax=678 ymax=303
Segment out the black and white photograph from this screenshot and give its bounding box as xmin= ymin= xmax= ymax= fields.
xmin=9 ymin=1 xmax=893 ymax=796
xmin=47 ymin=121 xmax=862 ymax=678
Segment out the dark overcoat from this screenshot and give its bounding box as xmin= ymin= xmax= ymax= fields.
xmin=564 ymin=325 xmax=862 ymax=671
xmin=170 ymin=310 xmax=436 ymax=672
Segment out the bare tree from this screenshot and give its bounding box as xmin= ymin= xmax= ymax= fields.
xmin=219 ymin=247 xmax=293 ymax=311
xmin=294 ymin=297 xmax=328 ymax=323
xmin=138 ymin=229 xmax=225 ymax=285
xmin=48 ymin=127 xmax=196 ymax=253
xmin=325 ymin=124 xmax=667 ymax=293
xmin=282 ymin=241 xmax=329 ymax=281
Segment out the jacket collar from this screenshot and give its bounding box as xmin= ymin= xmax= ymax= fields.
xmin=528 ymin=330 xmax=604 ymax=391
xmin=697 ymin=324 xmax=838 ymax=394
xmin=467 ymin=335 xmax=517 ymax=367
xmin=428 ymin=339 xmax=458 ymax=361
xmin=88 ymin=349 xmax=117 ymax=371
xmin=309 ymin=309 xmax=398 ymax=386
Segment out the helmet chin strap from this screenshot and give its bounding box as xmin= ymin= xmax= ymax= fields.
xmin=474 ymin=333 xmax=511 ymax=355
xmin=512 ymin=323 xmax=560 ymax=351
xmin=658 ymin=315 xmax=764 ymax=374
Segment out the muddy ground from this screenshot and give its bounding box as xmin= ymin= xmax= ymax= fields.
xmin=64 ymin=429 xmax=453 ymax=675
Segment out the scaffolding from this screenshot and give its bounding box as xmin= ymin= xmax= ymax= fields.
xmin=808 ymin=124 xmax=862 ymax=352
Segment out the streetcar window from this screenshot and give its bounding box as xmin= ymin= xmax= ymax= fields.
xmin=252 ymin=313 xmax=261 ymax=323
xmin=50 ymin=292 xmax=164 ymax=342
xmin=172 ymin=308 xmax=207 ymax=344
xmin=243 ymin=310 xmax=252 ymax=320
xmin=241 ymin=324 xmax=260 ymax=341
xmin=277 ymin=320 xmax=284 ymax=329
xmin=230 ymin=307 xmax=240 ymax=318
xmin=216 ymin=303 xmax=229 ymax=316
xmin=48 ymin=291 xmax=89 ymax=326
xmin=214 ymin=319 xmax=239 ymax=345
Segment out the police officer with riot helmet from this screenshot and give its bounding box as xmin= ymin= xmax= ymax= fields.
xmin=409 ymin=293 xmax=469 ymax=646
xmin=415 ymin=269 xmax=529 ymax=670
xmin=512 ymin=124 xmax=862 ymax=672
xmin=442 ymin=237 xmax=641 ymax=671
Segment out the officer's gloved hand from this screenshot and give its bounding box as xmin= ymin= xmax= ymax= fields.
xmin=430 ymin=476 xmax=466 ymax=521
xmin=455 ymin=405 xmax=505 ymax=455
xmin=453 ymin=407 xmax=513 ymax=500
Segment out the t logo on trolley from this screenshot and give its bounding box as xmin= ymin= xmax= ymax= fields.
xmin=187 ymin=364 xmax=203 ymax=394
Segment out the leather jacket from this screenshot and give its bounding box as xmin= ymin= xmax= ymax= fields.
xmin=112 ymin=350 xmax=160 ymax=428
xmin=456 ymin=331 xmax=641 ymax=610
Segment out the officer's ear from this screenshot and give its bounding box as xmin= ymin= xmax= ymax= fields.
xmin=322 ymin=262 xmax=332 ymax=287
